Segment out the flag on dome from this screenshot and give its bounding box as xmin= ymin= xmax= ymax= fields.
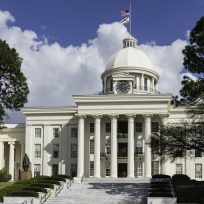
xmin=120 ymin=16 xmax=130 ymax=24
xmin=121 ymin=9 xmax=129 ymax=17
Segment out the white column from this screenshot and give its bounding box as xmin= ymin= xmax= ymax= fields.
xmin=159 ymin=114 xmax=169 ymax=174
xmin=77 ymin=115 xmax=85 ymax=178
xmin=141 ymin=74 xmax=144 ymax=90
xmin=156 ymin=81 xmax=159 ymax=93
xmin=144 ymin=114 xmax=152 ymax=177
xmin=94 ymin=115 xmax=101 ymax=178
xmin=110 ymin=115 xmax=118 ymax=178
xmin=127 ymin=115 xmax=135 ymax=178
xmin=8 ymin=141 xmax=15 ymax=181
xmin=136 ymin=76 xmax=140 ymax=90
xmin=19 ymin=142 xmax=25 ymax=170
xmin=104 ymin=77 xmax=107 ymax=93
xmin=152 ymin=78 xmax=155 ymax=92
xmin=0 ymin=141 xmax=5 ymax=170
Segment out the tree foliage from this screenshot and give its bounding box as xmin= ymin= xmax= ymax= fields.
xmin=150 ymin=123 xmax=204 ymax=162
xmin=0 ymin=39 xmax=29 ymax=124
xmin=180 ymin=16 xmax=204 ymax=118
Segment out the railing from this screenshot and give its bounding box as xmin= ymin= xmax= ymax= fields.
xmin=55 ymin=182 xmax=63 ymax=197
xmin=40 ymin=189 xmax=50 ymax=203
xmin=31 ymin=199 xmax=34 ymax=204
xmin=67 ymin=179 xmax=73 ymax=189
xmin=22 ymin=200 xmax=27 ymax=204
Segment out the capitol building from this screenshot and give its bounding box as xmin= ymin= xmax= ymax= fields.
xmin=0 ymin=36 xmax=203 ymax=181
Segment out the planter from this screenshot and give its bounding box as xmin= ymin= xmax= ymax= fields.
xmin=147 ymin=197 xmax=177 ymax=204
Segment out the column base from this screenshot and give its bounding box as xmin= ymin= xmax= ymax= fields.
xmin=111 ymin=175 xmax=118 ymax=178
xmin=74 ymin=177 xmax=83 ymax=183
xmin=127 ymin=175 xmax=135 ymax=178
xmin=94 ymin=175 xmax=101 ymax=178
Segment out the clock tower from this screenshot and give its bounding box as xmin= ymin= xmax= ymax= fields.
xmin=100 ymin=36 xmax=159 ymax=95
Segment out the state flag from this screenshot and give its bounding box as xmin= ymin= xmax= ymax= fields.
xmin=121 ymin=10 xmax=130 ymax=17
xmin=120 ymin=16 xmax=130 ymax=24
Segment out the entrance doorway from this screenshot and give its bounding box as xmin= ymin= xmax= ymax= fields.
xmin=118 ymin=143 xmax=127 ymax=157
xmin=118 ymin=163 xmax=127 ymax=177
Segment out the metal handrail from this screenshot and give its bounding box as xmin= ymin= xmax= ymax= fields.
xmin=31 ymin=198 xmax=34 ymax=204
xmin=22 ymin=200 xmax=27 ymax=204
xmin=55 ymin=182 xmax=63 ymax=197
xmin=40 ymin=189 xmax=50 ymax=204
xmin=67 ymin=179 xmax=73 ymax=189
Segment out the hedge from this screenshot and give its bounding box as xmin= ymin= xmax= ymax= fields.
xmin=148 ymin=192 xmax=173 ymax=197
xmin=150 ymin=184 xmax=171 ymax=189
xmin=38 ymin=180 xmax=60 ymax=185
xmin=51 ymin=176 xmax=66 ymax=182
xmin=30 ymin=183 xmax=54 ymax=189
xmin=0 ymin=169 xmax=11 ymax=182
xmin=148 ymin=188 xmax=172 ymax=193
xmin=172 ymin=174 xmax=190 ymax=186
xmin=23 ymin=187 xmax=47 ymax=193
xmin=8 ymin=191 xmax=39 ymax=198
xmin=152 ymin=174 xmax=171 ymax=179
xmin=55 ymin=174 xmax=72 ymax=179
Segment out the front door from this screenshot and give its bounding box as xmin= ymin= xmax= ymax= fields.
xmin=118 ymin=163 xmax=127 ymax=177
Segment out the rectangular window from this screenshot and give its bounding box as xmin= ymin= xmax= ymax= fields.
xmin=151 ymin=122 xmax=159 ymax=132
xmin=106 ymin=123 xmax=111 ymax=133
xmin=52 ymin=164 xmax=59 ymax=176
xmin=90 ymin=140 xmax=94 ymax=154
xmin=195 ymin=150 xmax=202 ymax=157
xmin=71 ymin=164 xmax=77 ymax=177
xmin=71 ymin=128 xmax=78 ymax=137
xmin=152 ymin=161 xmax=159 ymax=175
xmin=135 ymin=122 xmax=143 ymax=132
xmin=176 ymin=164 xmax=183 ymax=174
xmin=34 ymin=164 xmax=41 ymax=177
xmin=105 ymin=140 xmax=111 ymax=154
xmin=105 ymin=161 xmax=111 ymax=176
xmin=34 ymin=144 xmax=41 ymax=158
xmin=135 ymin=162 xmax=143 ymax=177
xmin=144 ymin=78 xmax=148 ymax=91
xmin=35 ymin=128 xmax=41 ymax=138
xmin=195 ymin=164 xmax=202 ymax=178
xmin=53 ymin=128 xmax=59 ymax=138
xmin=90 ymin=161 xmax=94 ymax=176
xmin=53 ymin=144 xmax=59 ymax=158
xmin=71 ymin=144 xmax=77 ymax=158
xmin=135 ymin=140 xmax=143 ymax=155
xmin=90 ymin=123 xmax=94 ymax=133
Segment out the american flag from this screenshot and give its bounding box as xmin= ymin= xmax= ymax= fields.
xmin=120 ymin=16 xmax=130 ymax=24
xmin=121 ymin=10 xmax=130 ymax=17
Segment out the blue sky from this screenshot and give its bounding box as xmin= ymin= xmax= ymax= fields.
xmin=0 ymin=0 xmax=203 ymax=123
xmin=1 ymin=0 xmax=204 ymax=46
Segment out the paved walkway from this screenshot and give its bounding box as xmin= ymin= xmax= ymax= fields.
xmin=46 ymin=178 xmax=150 ymax=204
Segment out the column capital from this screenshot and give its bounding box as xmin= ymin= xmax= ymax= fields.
xmin=108 ymin=114 xmax=119 ymax=119
xmin=19 ymin=141 xmax=25 ymax=145
xmin=126 ymin=114 xmax=136 ymax=119
xmin=76 ymin=114 xmax=86 ymax=119
xmin=143 ymin=114 xmax=153 ymax=119
xmin=159 ymin=113 xmax=170 ymax=119
xmin=8 ymin=141 xmax=15 ymax=145
xmin=92 ymin=114 xmax=103 ymax=119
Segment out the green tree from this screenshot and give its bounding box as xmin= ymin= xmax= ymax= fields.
xmin=0 ymin=39 xmax=29 ymax=124
xmin=180 ymin=16 xmax=204 ymax=118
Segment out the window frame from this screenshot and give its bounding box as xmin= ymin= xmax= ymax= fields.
xmin=52 ymin=164 xmax=59 ymax=176
xmin=53 ymin=128 xmax=60 ymax=138
xmin=71 ymin=128 xmax=78 ymax=138
xmin=34 ymin=144 xmax=41 ymax=158
xmin=90 ymin=140 xmax=94 ymax=154
xmin=135 ymin=122 xmax=143 ymax=133
xmin=195 ymin=164 xmax=202 ymax=178
xmin=176 ymin=164 xmax=183 ymax=174
xmin=34 ymin=164 xmax=41 ymax=177
xmin=35 ymin=128 xmax=41 ymax=138
xmin=90 ymin=123 xmax=94 ymax=133
xmin=71 ymin=144 xmax=77 ymax=158
xmin=53 ymin=144 xmax=59 ymax=158
xmin=106 ymin=123 xmax=111 ymax=133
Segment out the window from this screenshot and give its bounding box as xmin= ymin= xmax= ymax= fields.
xmin=144 ymin=78 xmax=148 ymax=90
xmin=152 ymin=161 xmax=159 ymax=175
xmin=105 ymin=140 xmax=111 ymax=154
xmin=90 ymin=140 xmax=94 ymax=154
xmin=71 ymin=128 xmax=78 ymax=137
xmin=90 ymin=123 xmax=94 ymax=133
xmin=35 ymin=128 xmax=41 ymax=138
xmin=105 ymin=162 xmax=111 ymax=176
xmin=195 ymin=150 xmax=202 ymax=157
xmin=135 ymin=122 xmax=143 ymax=132
xmin=106 ymin=123 xmax=111 ymax=133
xmin=53 ymin=128 xmax=59 ymax=138
xmin=71 ymin=144 xmax=77 ymax=158
xmin=90 ymin=161 xmax=94 ymax=176
xmin=135 ymin=140 xmax=143 ymax=155
xmin=53 ymin=144 xmax=59 ymax=158
xmin=195 ymin=164 xmax=202 ymax=178
xmin=110 ymin=79 xmax=113 ymax=91
xmin=151 ymin=122 xmax=159 ymax=132
xmin=52 ymin=164 xmax=59 ymax=176
xmin=34 ymin=144 xmax=41 ymax=158
xmin=176 ymin=164 xmax=183 ymax=174
xmin=135 ymin=162 xmax=143 ymax=177
xmin=34 ymin=164 xmax=41 ymax=177
xmin=71 ymin=164 xmax=77 ymax=177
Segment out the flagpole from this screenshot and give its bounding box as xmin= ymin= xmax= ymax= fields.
xmin=129 ymin=0 xmax=132 ymax=37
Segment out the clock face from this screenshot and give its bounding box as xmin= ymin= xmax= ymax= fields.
xmin=116 ymin=81 xmax=130 ymax=94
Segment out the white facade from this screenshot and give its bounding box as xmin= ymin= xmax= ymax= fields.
xmin=0 ymin=37 xmax=204 ymax=181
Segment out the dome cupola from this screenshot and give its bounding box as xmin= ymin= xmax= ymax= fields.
xmin=101 ymin=36 xmax=160 ymax=95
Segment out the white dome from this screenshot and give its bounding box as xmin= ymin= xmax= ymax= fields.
xmin=105 ymin=38 xmax=154 ymax=71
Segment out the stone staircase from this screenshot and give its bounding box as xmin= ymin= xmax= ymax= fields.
xmin=45 ymin=178 xmax=150 ymax=204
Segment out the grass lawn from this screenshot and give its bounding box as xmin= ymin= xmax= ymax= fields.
xmin=0 ymin=182 xmax=13 ymax=189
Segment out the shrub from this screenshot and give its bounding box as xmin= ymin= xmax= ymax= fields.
xmin=51 ymin=176 xmax=66 ymax=182
xmin=148 ymin=188 xmax=172 ymax=193
xmin=8 ymin=191 xmax=39 ymax=197
xmin=172 ymin=174 xmax=190 ymax=186
xmin=33 ymin=176 xmax=50 ymax=180
xmin=23 ymin=187 xmax=47 ymax=193
xmin=55 ymin=174 xmax=72 ymax=179
xmin=150 ymin=184 xmax=171 ymax=189
xmin=150 ymin=181 xmax=170 ymax=185
xmin=31 ymin=183 xmax=54 ymax=189
xmin=152 ymin=174 xmax=171 ymax=179
xmin=0 ymin=169 xmax=11 ymax=182
xmin=38 ymin=180 xmax=60 ymax=185
xmin=148 ymin=192 xmax=173 ymax=197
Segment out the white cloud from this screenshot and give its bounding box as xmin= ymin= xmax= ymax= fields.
xmin=0 ymin=10 xmax=188 ymax=108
